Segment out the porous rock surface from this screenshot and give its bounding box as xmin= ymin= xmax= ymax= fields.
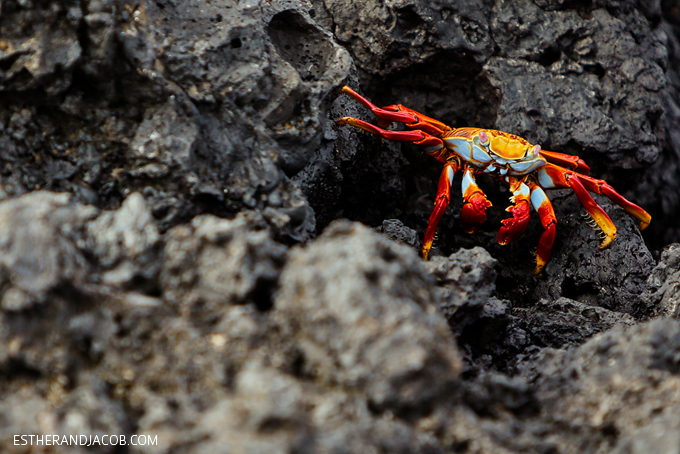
xmin=643 ymin=243 xmax=680 ymax=318
xmin=1 ymin=0 xmax=680 ymax=453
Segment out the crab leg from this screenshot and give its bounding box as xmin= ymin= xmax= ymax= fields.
xmin=336 ymin=117 xmax=445 ymax=156
xmin=422 ymin=160 xmax=460 ymax=259
xmin=538 ymin=163 xmax=652 ymax=236
xmin=498 ymin=178 xmax=532 ymax=246
xmin=340 ymin=86 xmax=452 ymax=137
xmin=537 ymin=164 xmax=618 ymax=248
xmin=539 ymin=150 xmax=591 ymax=174
xmin=528 ymin=184 xmax=557 ymax=274
xmin=460 ymin=168 xmax=492 ymax=233
xmin=538 ymin=164 xmax=652 ymax=249
xmin=575 ymin=173 xmax=651 ymax=231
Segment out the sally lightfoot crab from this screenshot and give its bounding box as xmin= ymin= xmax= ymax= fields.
xmin=336 ymin=86 xmax=651 ymax=273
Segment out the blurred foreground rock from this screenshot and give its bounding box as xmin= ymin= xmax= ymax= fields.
xmin=0 ymin=195 xmax=466 ymax=452
xmin=275 ymin=220 xmax=462 ymax=413
xmin=535 ymin=318 xmax=680 ymax=454
xmin=0 ymin=190 xmax=679 ymax=453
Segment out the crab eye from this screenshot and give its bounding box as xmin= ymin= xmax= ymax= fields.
xmin=532 ymin=145 xmax=541 ymax=156
xmin=474 ymin=131 xmax=489 ymax=146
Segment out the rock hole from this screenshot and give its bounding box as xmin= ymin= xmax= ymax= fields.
xmin=364 ymin=269 xmax=380 ymax=283
xmin=251 ymin=278 xmax=275 ymax=311
xmin=562 ymin=276 xmax=598 ymax=304
xmin=395 ymin=6 xmax=422 ymax=27
xmin=258 ymin=417 xmax=289 ymax=434
xmin=220 ymin=363 xmax=237 ymax=391
xmin=451 ymin=441 xmax=470 ymax=452
xmin=230 ymin=37 xmax=242 ymax=49
xmin=0 ymin=359 xmax=42 ymax=381
xmin=536 ymin=46 xmax=561 ymax=67
xmin=290 ymin=349 xmax=306 ymax=377
xmin=580 ymin=307 xmax=600 ymax=321
xmin=583 ymin=63 xmax=606 ymax=79
xmin=601 ymin=422 xmax=619 ymax=437
xmin=268 ymin=10 xmax=333 ymax=82
xmin=375 ymin=49 xmax=499 ymax=129
xmin=0 ymin=52 xmax=24 ymax=72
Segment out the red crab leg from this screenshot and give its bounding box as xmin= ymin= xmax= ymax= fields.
xmin=460 ymin=168 xmax=492 ymax=233
xmin=538 ymin=164 xmax=616 ymax=248
xmin=336 ymin=117 xmax=445 ymax=155
xmin=528 ymin=183 xmax=557 ymax=274
xmin=498 ymin=178 xmax=532 ymax=246
xmin=575 ymin=173 xmax=651 ymax=231
xmin=539 ymin=150 xmax=591 ymax=174
xmin=538 ymin=163 xmax=651 ymax=243
xmin=340 ymin=86 xmax=452 ymax=137
xmin=422 ymin=160 xmax=460 ymax=259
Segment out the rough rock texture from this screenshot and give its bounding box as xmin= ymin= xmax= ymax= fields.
xmin=513 ymin=297 xmax=636 ymax=348
xmin=375 ymin=218 xmax=420 ymax=249
xmin=643 ymin=243 xmax=680 ymax=318
xmin=487 ymin=4 xmax=666 ymax=169
xmin=534 ymin=318 xmax=680 ymax=454
xmin=311 ymin=0 xmax=669 ymax=295
xmin=425 ymin=247 xmax=498 ymax=321
xmin=0 ymin=0 xmax=352 ymax=241
xmin=0 ymin=200 xmax=465 ymax=453
xmin=2 ymin=0 xmax=680 ymax=453
xmin=86 ymin=192 xmax=161 ymax=288
xmin=275 ymin=220 xmax=462 ymax=413
xmin=526 ymin=195 xmax=656 ymax=316
xmin=160 ymin=212 xmax=289 ymax=315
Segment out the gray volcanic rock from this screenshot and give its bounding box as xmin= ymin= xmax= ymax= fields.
xmin=513 ymin=297 xmax=636 ymax=348
xmin=274 ymin=220 xmax=462 ymax=413
xmin=487 ymin=4 xmax=666 ymax=169
xmin=375 ymin=218 xmax=420 ymax=250
xmin=85 ymin=192 xmax=161 ymax=288
xmin=2 ymin=0 xmax=680 ymax=453
xmin=0 ymin=0 xmax=352 ymax=241
xmin=0 ymin=2 xmax=82 ymax=94
xmin=425 ymin=247 xmax=498 ymax=321
xmin=528 ymin=194 xmax=656 ymax=316
xmin=160 ymin=212 xmax=289 ymax=313
xmin=643 ymin=243 xmax=680 ymax=318
xmin=535 ymin=318 xmax=680 ymax=453
xmin=0 ymin=192 xmax=97 ymax=312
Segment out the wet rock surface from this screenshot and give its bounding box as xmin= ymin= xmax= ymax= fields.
xmin=2 ymin=0 xmax=680 ymax=453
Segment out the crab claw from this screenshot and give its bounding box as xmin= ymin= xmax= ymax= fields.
xmin=461 ymin=193 xmax=492 ymax=233
xmin=498 ymin=180 xmax=532 ymax=245
xmin=460 ymin=169 xmax=491 ymax=233
xmin=498 ymin=201 xmax=531 ymax=245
